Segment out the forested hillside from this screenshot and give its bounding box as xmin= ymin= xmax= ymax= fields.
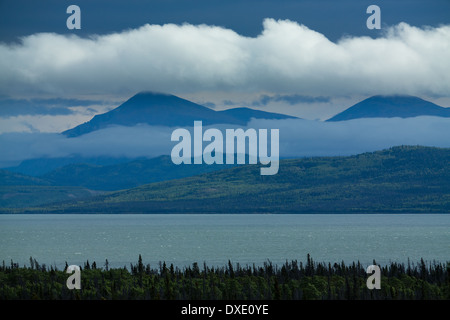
xmin=6 ymin=145 xmax=449 ymax=214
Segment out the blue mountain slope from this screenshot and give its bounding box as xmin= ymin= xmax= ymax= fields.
xmin=62 ymin=92 xmax=297 ymax=137
xmin=327 ymin=95 xmax=450 ymax=121
xmin=218 ymin=107 xmax=296 ymax=122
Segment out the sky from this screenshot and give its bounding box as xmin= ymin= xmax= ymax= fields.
xmin=0 ymin=0 xmax=449 ymax=166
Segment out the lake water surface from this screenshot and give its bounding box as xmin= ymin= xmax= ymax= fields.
xmin=0 ymin=214 xmax=448 ymax=269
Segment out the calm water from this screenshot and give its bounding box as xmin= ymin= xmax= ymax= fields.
xmin=0 ymin=214 xmax=449 ymax=269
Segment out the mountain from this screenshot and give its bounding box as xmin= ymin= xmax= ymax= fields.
xmin=0 ymin=169 xmax=101 ymax=208
xmin=39 ymin=155 xmax=235 ymax=191
xmin=12 ymin=146 xmax=450 ymax=214
xmin=2 ymin=155 xmax=236 ymax=192
xmin=0 ymin=185 xmax=100 ymax=208
xmin=218 ymin=107 xmax=295 ymax=122
xmin=62 ymin=92 xmax=297 ymax=137
xmin=5 ymin=156 xmax=135 ymax=176
xmin=0 ymin=170 xmax=50 ymax=186
xmin=327 ymin=95 xmax=450 ymax=121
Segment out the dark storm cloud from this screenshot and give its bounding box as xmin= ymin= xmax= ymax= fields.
xmin=0 ymin=98 xmax=108 ymax=117
xmin=0 ymin=99 xmax=74 ymax=117
xmin=201 ymin=102 xmax=217 ymax=109
xmin=253 ymin=94 xmax=331 ymax=106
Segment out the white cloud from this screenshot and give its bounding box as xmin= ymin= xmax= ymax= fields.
xmin=0 ymin=125 xmax=174 ymax=167
xmin=250 ymin=116 xmax=450 ymax=157
xmin=0 ymin=19 xmax=449 ymax=98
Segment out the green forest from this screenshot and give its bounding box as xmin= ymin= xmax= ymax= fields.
xmin=4 ymin=145 xmax=448 ymax=214
xmin=1 ymin=255 xmax=448 ymax=300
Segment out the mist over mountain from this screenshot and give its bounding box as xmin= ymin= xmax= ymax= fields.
xmin=327 ymin=95 xmax=450 ymax=121
xmin=2 ymin=92 xmax=450 ymax=182
xmin=62 ymin=92 xmax=297 ymax=137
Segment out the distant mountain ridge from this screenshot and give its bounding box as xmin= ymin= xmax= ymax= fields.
xmin=6 ymin=92 xmax=449 ymax=193
xmin=0 ymin=169 xmax=50 ymax=186
xmin=6 ymin=156 xmax=135 ymax=177
xmin=4 ymin=146 xmax=449 ymax=213
xmin=2 ymin=155 xmax=237 ymax=192
xmin=62 ymin=92 xmax=297 ymax=137
xmin=39 ymin=155 xmax=236 ymax=191
xmin=327 ymin=95 xmax=450 ymax=121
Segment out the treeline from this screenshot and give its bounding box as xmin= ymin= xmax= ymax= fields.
xmin=0 ymin=255 xmax=449 ymax=300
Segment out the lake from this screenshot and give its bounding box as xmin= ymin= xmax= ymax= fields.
xmin=0 ymin=214 xmax=448 ymax=269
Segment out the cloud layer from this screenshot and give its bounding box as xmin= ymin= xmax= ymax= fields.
xmin=1 ymin=117 xmax=449 ymax=168
xmin=1 ymin=19 xmax=449 ymax=98
xmin=0 ymin=97 xmax=110 ymax=117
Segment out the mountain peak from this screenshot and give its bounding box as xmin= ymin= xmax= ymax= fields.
xmin=327 ymin=95 xmax=450 ymax=121
xmin=62 ymin=92 xmax=296 ymax=137
xmin=122 ymin=91 xmax=190 ymax=108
